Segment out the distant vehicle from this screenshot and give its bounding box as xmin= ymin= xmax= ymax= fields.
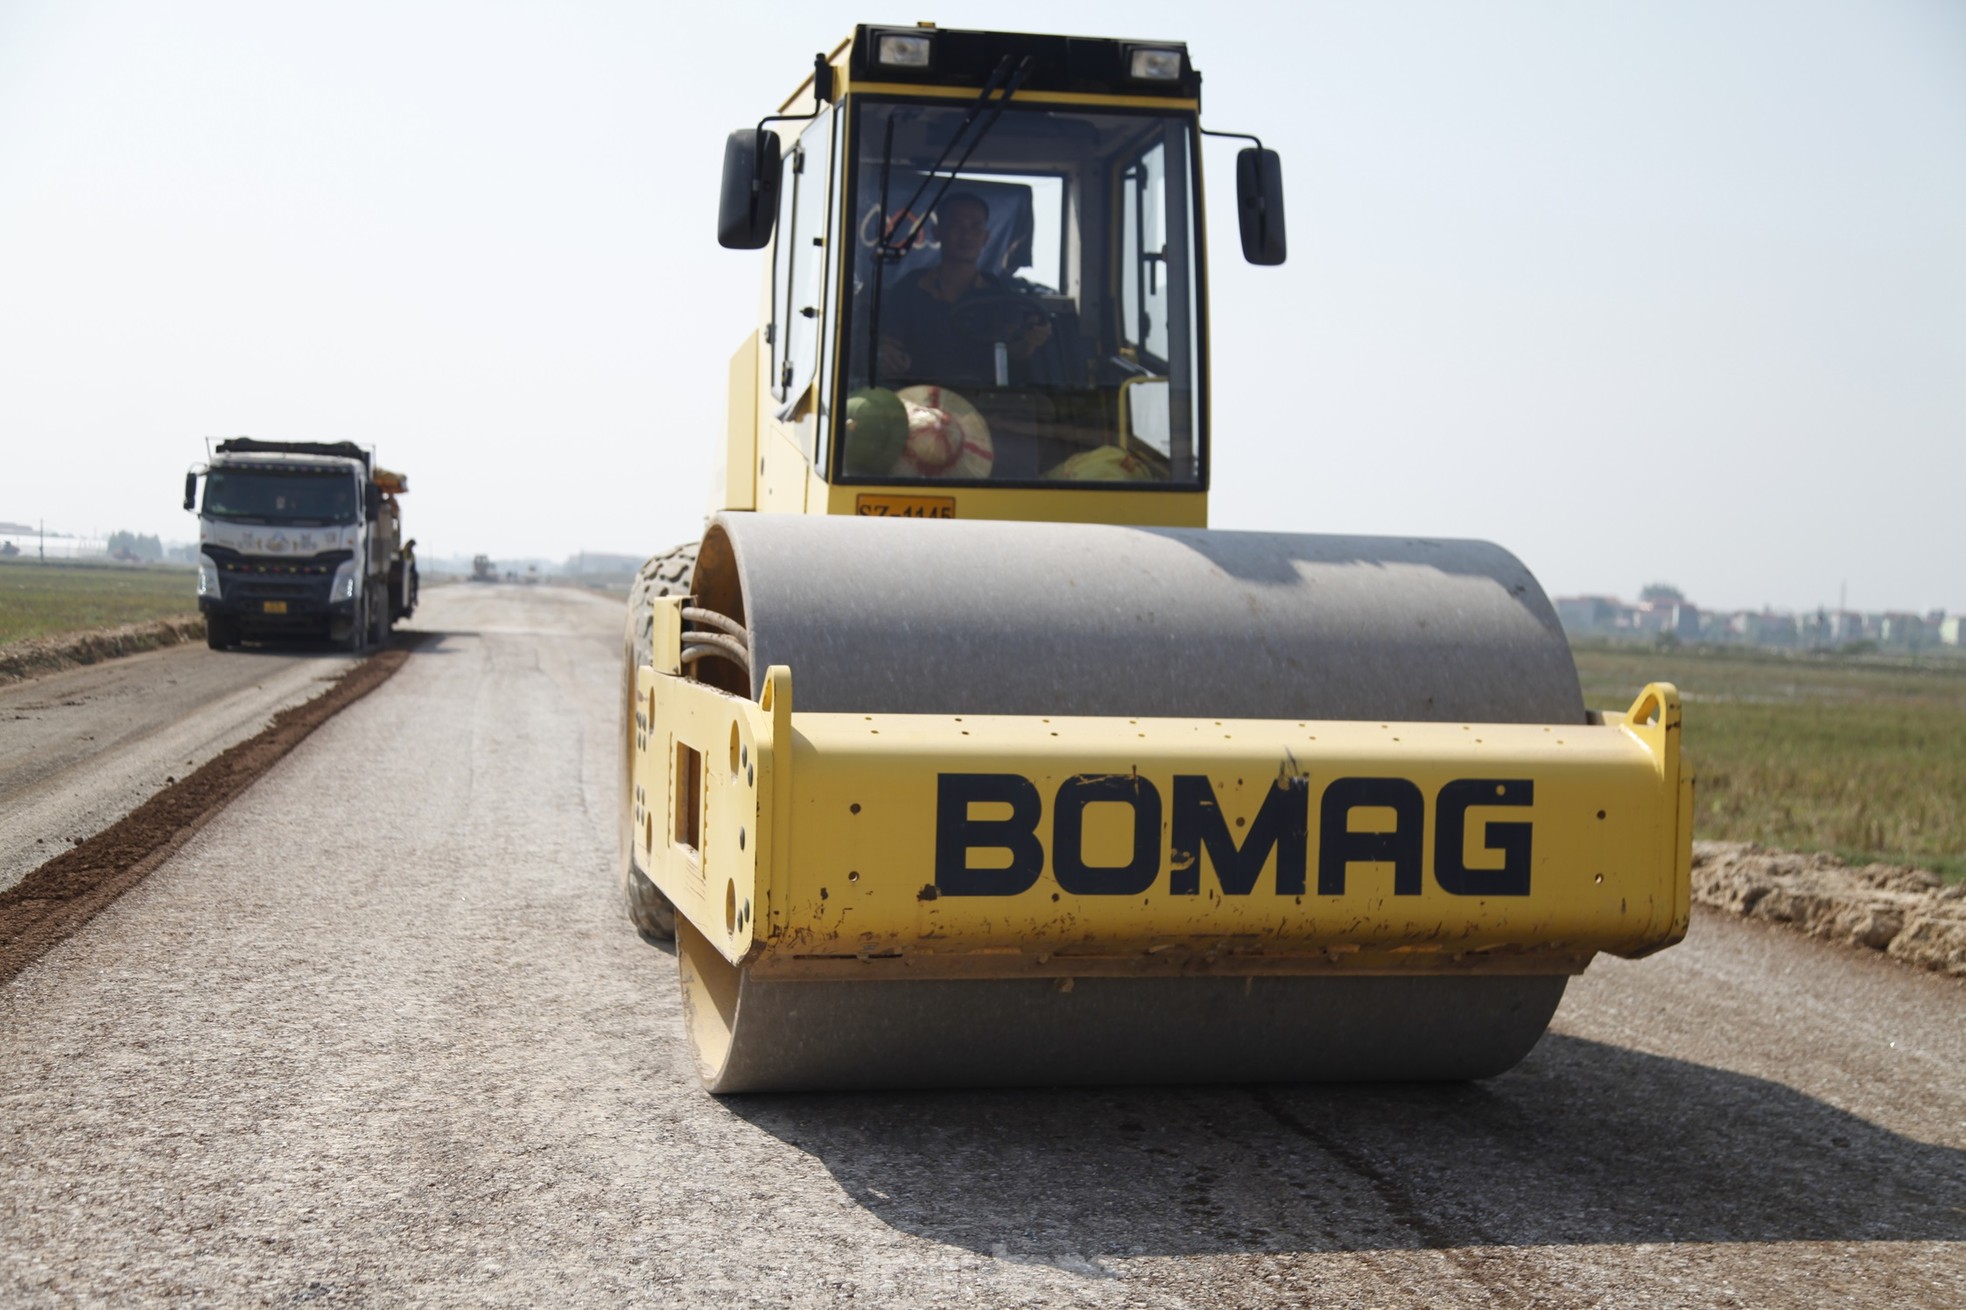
xmin=183 ymin=437 xmax=416 ymax=651
xmin=472 ymin=555 xmax=497 ymax=583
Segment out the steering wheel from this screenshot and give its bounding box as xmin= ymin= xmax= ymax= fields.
xmin=949 ymin=292 xmax=1054 ymax=345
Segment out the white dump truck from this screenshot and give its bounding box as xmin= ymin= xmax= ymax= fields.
xmin=183 ymin=437 xmax=416 ymax=651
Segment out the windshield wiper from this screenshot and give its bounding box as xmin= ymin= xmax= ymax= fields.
xmin=877 ymin=55 xmax=1035 ymax=261
xmin=866 ymin=56 xmax=1036 ymax=390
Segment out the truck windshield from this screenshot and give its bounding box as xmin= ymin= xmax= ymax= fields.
xmin=203 ymin=468 xmax=357 ymax=525
xmin=838 ymin=102 xmax=1203 ymax=488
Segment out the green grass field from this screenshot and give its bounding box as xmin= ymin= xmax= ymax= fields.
xmin=0 ymin=558 xmax=199 ymax=646
xmin=1573 ymin=643 xmax=1966 ymax=882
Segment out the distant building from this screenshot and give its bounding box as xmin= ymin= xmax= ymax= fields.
xmin=1878 ymin=613 xmax=1927 ymax=648
xmin=1553 ymin=590 xmax=1960 ymax=655
xmin=1555 ymin=596 xmax=1627 ymax=635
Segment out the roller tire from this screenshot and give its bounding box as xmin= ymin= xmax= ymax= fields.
xmin=619 ymin=541 xmax=699 ymax=944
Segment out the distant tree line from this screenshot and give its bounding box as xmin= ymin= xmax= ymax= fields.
xmin=107 ymin=530 xmax=164 ymax=561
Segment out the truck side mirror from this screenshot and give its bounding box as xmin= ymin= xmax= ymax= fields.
xmin=1236 ymin=148 xmax=1287 ymax=266
xmin=365 ymin=482 xmax=382 ymax=521
xmin=183 ymin=472 xmax=198 ymax=512
xmin=718 ymin=129 xmax=783 ymax=250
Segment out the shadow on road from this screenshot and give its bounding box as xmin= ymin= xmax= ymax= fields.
xmin=209 ymin=628 xmax=451 ymax=658
xmin=723 ymin=1033 xmax=1966 ymax=1255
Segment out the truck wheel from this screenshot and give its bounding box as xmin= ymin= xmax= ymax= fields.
xmin=343 ymin=590 xmax=368 ymax=654
xmin=368 ymin=581 xmax=391 ymax=649
xmin=619 ymin=541 xmax=699 ymax=943
xmin=205 ymin=614 xmax=239 ymax=650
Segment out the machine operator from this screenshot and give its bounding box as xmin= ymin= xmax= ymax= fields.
xmin=875 ymin=192 xmax=1052 ymax=389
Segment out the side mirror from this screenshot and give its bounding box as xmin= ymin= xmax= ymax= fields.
xmin=365 ymin=482 xmax=382 ymax=521
xmin=183 ymin=472 xmax=198 ymax=512
xmin=1235 ymin=148 xmax=1287 ymax=266
xmin=718 ymin=129 xmax=782 ymax=250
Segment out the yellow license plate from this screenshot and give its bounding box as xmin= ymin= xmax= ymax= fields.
xmin=855 ymin=494 xmax=955 ymax=519
xmin=262 ymin=600 xmax=288 ymax=614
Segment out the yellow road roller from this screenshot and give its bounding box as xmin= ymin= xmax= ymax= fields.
xmin=622 ymin=24 xmax=1692 ymax=1092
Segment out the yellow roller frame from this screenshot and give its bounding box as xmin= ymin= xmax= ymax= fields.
xmin=633 ymin=598 xmax=1691 ymax=984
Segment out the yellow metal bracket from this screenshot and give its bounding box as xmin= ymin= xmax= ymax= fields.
xmin=634 ymin=652 xmax=1694 ymax=982
xmin=631 ymin=600 xmax=788 ymax=968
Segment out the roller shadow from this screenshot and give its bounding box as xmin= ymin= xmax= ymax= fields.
xmin=724 ymin=1034 xmax=1965 ymax=1255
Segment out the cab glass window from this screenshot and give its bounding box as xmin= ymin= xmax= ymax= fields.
xmin=837 ymin=102 xmax=1203 ymax=488
xmin=203 ymin=469 xmax=358 ymax=525
xmin=770 ymin=108 xmax=835 ymax=414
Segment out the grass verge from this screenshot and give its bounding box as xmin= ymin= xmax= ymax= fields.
xmin=0 ymin=558 xmax=197 ymax=645
xmin=1574 ymin=643 xmax=1966 ymax=883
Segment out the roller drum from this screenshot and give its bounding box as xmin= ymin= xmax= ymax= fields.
xmin=699 ymin=514 xmax=1583 ymax=724
xmin=675 ymin=513 xmax=1585 ymax=1093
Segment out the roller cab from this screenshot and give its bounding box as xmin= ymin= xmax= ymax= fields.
xmin=716 ymin=24 xmax=1289 ymax=530
xmin=628 ymin=27 xmax=1694 ymax=1092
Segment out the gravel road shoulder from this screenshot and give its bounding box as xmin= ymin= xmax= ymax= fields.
xmin=0 ymin=647 xmax=408 ymax=982
xmin=0 ymin=638 xmax=371 ymax=893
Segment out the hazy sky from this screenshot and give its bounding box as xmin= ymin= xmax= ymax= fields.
xmin=3 ymin=1 xmax=1961 ymax=613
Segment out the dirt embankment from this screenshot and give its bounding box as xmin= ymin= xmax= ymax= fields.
xmin=0 ymin=616 xmax=204 ymax=684
xmin=1694 ymin=841 xmax=1966 ymax=977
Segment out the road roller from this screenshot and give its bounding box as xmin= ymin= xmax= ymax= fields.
xmin=621 ymin=25 xmax=1692 ymax=1092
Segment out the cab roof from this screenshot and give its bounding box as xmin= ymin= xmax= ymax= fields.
xmin=845 ymin=24 xmax=1198 ymax=99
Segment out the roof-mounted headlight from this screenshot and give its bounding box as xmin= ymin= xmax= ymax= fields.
xmin=875 ymin=32 xmax=934 ymax=69
xmin=1127 ymin=46 xmax=1184 ymax=82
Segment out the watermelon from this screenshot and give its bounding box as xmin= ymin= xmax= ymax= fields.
xmin=843 ymin=388 xmax=908 ymax=475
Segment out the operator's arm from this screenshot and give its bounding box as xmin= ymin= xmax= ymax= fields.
xmin=1007 ymin=308 xmax=1052 ymax=360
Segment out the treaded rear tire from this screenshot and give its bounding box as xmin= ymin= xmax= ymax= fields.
xmin=367 ymin=580 xmax=391 ymax=649
xmin=340 ymin=588 xmax=368 ymax=654
xmin=620 ymin=541 xmax=699 ymax=943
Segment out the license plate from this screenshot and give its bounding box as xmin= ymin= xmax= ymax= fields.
xmin=262 ymin=600 xmax=288 ymax=614
xmin=855 ymin=494 xmax=955 ymax=519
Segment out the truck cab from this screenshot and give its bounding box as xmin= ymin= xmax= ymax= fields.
xmin=184 ymin=437 xmax=414 ymax=650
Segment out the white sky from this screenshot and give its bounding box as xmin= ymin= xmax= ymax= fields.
xmin=2 ymin=0 xmax=1961 ymax=613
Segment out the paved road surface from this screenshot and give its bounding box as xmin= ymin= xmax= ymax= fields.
xmin=3 ymin=584 xmax=1961 ymax=1307
xmin=0 ymin=638 xmax=361 ymax=893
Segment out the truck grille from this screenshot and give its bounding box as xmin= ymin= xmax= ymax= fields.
xmin=204 ymin=545 xmax=352 ymax=578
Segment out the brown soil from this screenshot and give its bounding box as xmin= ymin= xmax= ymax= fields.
xmin=0 ymin=646 xmax=409 ymax=982
xmin=0 ymin=616 xmax=205 ymax=684
xmin=1694 ymin=840 xmax=1966 ymax=977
